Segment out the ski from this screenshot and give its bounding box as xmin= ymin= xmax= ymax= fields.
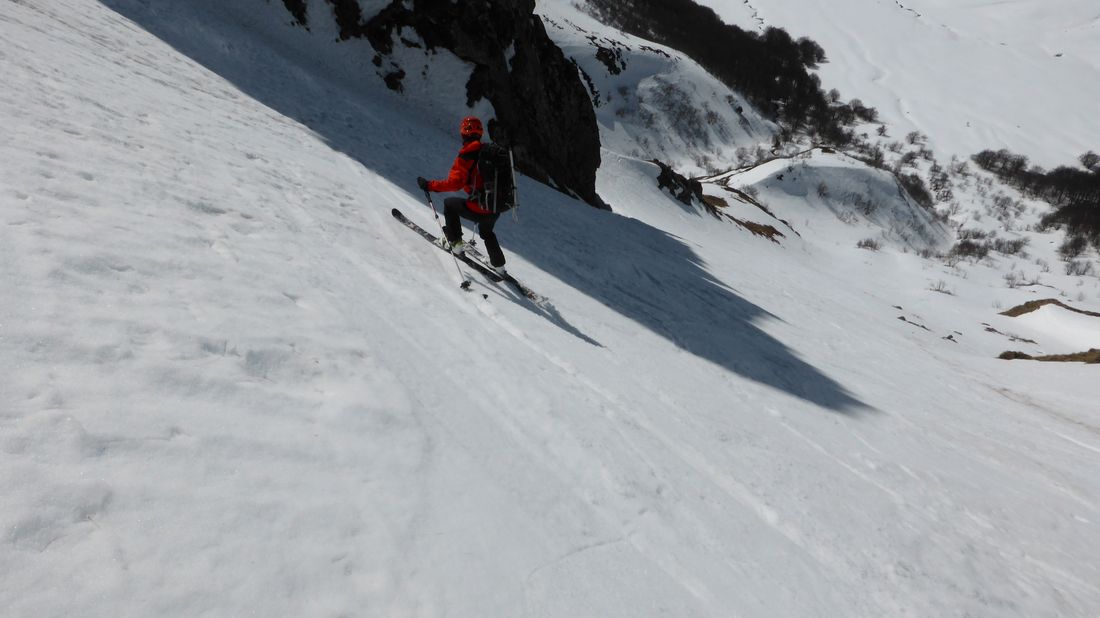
xmin=391 ymin=208 xmax=502 ymax=285
xmin=391 ymin=208 xmax=543 ymax=302
xmin=462 ymin=247 xmax=544 ymax=303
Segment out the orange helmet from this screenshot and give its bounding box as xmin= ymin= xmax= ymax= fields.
xmin=460 ymin=116 xmax=483 ymax=140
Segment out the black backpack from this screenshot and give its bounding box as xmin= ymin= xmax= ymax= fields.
xmin=476 ymin=142 xmax=516 ymax=214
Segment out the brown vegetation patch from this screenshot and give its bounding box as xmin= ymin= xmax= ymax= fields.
xmin=720 ymin=187 xmax=800 ymax=237
xmin=701 ymin=194 xmax=729 ymax=211
xmin=699 ymin=192 xmax=784 ymax=242
xmin=1000 ymin=298 xmax=1100 ymax=318
xmin=720 ymin=214 xmax=784 ymax=243
xmin=998 ymin=349 xmax=1100 ymax=364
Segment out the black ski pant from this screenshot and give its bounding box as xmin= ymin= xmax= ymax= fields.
xmin=442 ymin=197 xmax=505 ymax=267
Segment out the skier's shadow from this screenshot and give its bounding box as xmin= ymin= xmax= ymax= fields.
xmin=516 ymin=296 xmax=603 ymax=348
xmin=470 ymin=270 xmax=603 ymax=348
xmin=498 ymin=199 xmax=869 ymax=414
xmin=101 ymin=0 xmax=867 ymax=414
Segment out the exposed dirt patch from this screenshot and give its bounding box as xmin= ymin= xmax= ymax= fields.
xmin=728 ymin=217 xmax=784 ymax=242
xmin=700 ymin=194 xmax=784 ymax=242
xmin=1000 ymin=298 xmax=1100 ymax=318
xmin=897 ymin=315 xmax=930 ymax=331
xmin=999 ymin=349 xmax=1100 ymax=364
xmin=720 ymin=186 xmax=798 ymax=235
xmin=982 ymin=323 xmax=1038 ymax=345
xmin=701 ymin=194 xmax=728 ymax=211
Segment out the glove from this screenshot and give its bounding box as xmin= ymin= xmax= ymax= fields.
xmin=417 ymin=176 xmax=430 ymax=192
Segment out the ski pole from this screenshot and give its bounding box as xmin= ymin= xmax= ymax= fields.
xmin=424 ymin=190 xmax=471 ymax=290
xmin=509 ymin=147 xmax=520 ymax=222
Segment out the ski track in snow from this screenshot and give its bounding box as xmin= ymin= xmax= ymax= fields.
xmin=2 ymin=0 xmax=1099 ymax=616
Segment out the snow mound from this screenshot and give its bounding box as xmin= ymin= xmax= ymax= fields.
xmin=716 ymin=150 xmax=951 ymax=251
xmin=1007 ymin=304 xmax=1100 ymax=353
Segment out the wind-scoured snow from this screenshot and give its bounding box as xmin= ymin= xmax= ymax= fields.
xmin=2 ymin=1 xmax=1099 ymax=617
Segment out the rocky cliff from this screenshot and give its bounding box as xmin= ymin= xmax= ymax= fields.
xmin=282 ymin=0 xmax=606 ymax=209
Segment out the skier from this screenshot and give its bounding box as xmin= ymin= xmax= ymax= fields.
xmin=417 ymin=116 xmax=507 ymax=274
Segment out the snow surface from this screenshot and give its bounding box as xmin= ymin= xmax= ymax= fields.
xmin=2 ymin=0 xmax=1100 ymax=616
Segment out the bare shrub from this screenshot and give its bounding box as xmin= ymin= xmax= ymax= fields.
xmin=735 ymin=147 xmax=750 ymax=166
xmin=1059 ymin=236 xmax=1088 ymax=260
xmin=851 ymin=194 xmax=880 ymax=216
xmin=992 ymin=237 xmax=1029 ymax=256
xmin=928 ymin=162 xmax=953 ymax=202
xmin=929 ymin=280 xmax=953 ymax=295
xmin=1080 ymin=151 xmax=1099 ymax=172
xmin=1066 ymin=260 xmax=1095 ymax=276
xmin=866 ymin=145 xmax=886 ymax=169
xmin=851 ymin=100 xmax=878 ymax=123
xmin=958 ymin=228 xmax=992 ymax=240
xmin=899 ymin=174 xmax=934 ymax=209
xmin=950 ymin=239 xmax=990 ymax=260
xmin=950 ymin=156 xmax=970 ymax=176
xmin=988 ymin=193 xmax=1025 ymax=221
xmin=856 ymin=238 xmax=881 ymax=251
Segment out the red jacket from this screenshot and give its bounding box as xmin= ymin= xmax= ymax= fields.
xmin=427 ymin=140 xmax=491 ymax=214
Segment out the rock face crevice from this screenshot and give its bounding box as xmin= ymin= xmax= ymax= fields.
xmin=304 ymin=0 xmax=606 ymax=208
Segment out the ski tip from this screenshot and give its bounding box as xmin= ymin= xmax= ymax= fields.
xmin=391 ymin=208 xmax=402 ymax=217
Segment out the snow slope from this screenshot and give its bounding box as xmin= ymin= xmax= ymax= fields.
xmin=537 ymin=2 xmax=777 ymax=176
xmin=693 ymin=0 xmax=1100 ymax=167
xmin=2 ymin=1 xmax=1100 ymax=617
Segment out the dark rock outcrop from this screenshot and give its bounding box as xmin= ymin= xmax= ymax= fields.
xmin=302 ymin=0 xmax=605 ymax=208
xmin=653 ymin=159 xmax=703 ymax=206
xmin=281 ymin=0 xmax=308 ymax=28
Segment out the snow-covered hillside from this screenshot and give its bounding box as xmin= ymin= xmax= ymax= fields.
xmin=2 ymin=1 xmax=1099 ymax=617
xmin=537 ymin=2 xmax=776 ymax=176
xmin=693 ymin=0 xmax=1100 ymax=167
